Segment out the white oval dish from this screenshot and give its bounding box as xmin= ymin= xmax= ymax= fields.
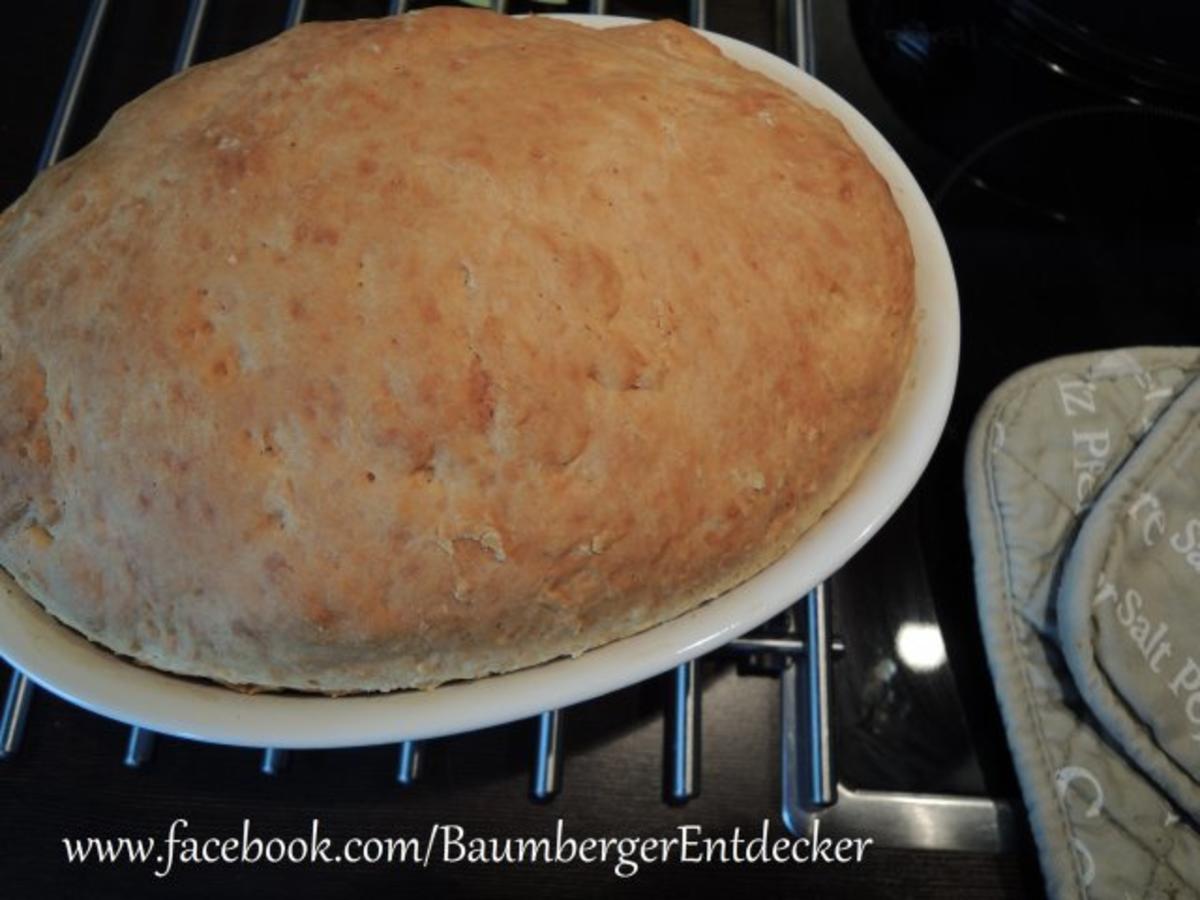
xmin=0 ymin=14 xmax=959 ymax=748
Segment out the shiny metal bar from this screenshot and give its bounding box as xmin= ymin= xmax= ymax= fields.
xmin=1 ymin=0 xmax=112 ymax=761
xmin=777 ymin=587 xmax=836 ymax=823
xmin=782 ymin=695 xmax=1017 ymax=853
xmin=780 ymin=645 xmax=804 ymax=828
xmin=782 ymin=690 xmax=1016 ymax=851
xmin=123 ymin=727 xmax=156 ymax=768
xmin=173 ymin=0 xmax=210 ymax=73
xmin=492 ymin=0 xmax=509 ymax=14
xmin=37 ymin=0 xmax=110 ymax=171
xmin=396 ymin=741 xmax=422 ymax=786
xmin=790 ymin=0 xmax=815 ymax=74
xmin=0 ymin=673 xmax=35 ymax=760
xmin=727 ymin=636 xmax=846 ymax=657
xmin=803 ymin=583 xmax=835 ymax=807
xmin=588 ymin=0 xmax=608 ymax=14
xmin=779 ymin=591 xmax=1017 ymax=851
xmin=284 ymin=0 xmax=308 ymax=29
xmin=730 ymin=636 xmax=807 ymax=655
xmin=531 ymin=710 xmax=563 ymax=801
xmin=666 ymin=660 xmax=699 ymax=803
xmin=388 ymin=0 xmax=409 ymax=14
xmin=814 ymin=786 xmax=1016 ymax=852
xmin=688 ymin=0 xmax=707 ymax=30
xmin=261 ymin=747 xmax=290 ymax=776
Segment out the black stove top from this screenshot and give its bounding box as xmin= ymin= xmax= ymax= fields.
xmin=4 ymin=1 xmax=1199 ymax=897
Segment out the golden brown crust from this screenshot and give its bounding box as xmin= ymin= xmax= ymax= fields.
xmin=0 ymin=9 xmax=914 ymax=691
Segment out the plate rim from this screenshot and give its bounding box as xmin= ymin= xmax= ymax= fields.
xmin=0 ymin=13 xmax=960 ymax=748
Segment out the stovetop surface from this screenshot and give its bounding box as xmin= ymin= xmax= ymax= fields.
xmin=4 ymin=1 xmax=1199 ymax=897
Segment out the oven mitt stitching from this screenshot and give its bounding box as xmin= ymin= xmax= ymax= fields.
xmin=965 ymin=347 xmax=1200 ymax=899
xmin=1059 ymin=372 xmax=1200 ymax=814
xmin=979 ymin=387 xmax=1087 ymax=900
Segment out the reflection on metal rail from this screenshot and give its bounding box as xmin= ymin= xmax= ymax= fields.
xmin=396 ymin=741 xmax=422 ymax=786
xmin=261 ymin=747 xmax=290 ymax=776
xmin=173 ymin=0 xmax=211 ymax=74
xmin=124 ymin=727 xmax=156 ymax=769
xmin=531 ymin=710 xmax=563 ymax=801
xmin=791 ymin=0 xmax=815 ymax=74
xmin=36 ymin=0 xmax=110 ymax=172
xmin=780 ymin=643 xmax=1017 ymax=852
xmin=804 ymin=583 xmax=835 ymax=807
xmin=284 ymin=0 xmax=308 ymax=31
xmin=768 ymin=586 xmax=1017 ymax=852
xmin=666 ymin=659 xmax=700 ymax=803
xmin=0 ymin=673 xmax=35 ymax=761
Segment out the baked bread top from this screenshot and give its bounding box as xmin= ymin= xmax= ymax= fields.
xmin=0 ymin=9 xmax=914 ymax=692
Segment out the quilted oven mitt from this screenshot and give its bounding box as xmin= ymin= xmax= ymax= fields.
xmin=966 ymin=348 xmax=1200 ymax=899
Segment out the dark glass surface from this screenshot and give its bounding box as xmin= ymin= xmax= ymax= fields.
xmin=819 ymin=0 xmax=1200 ymax=801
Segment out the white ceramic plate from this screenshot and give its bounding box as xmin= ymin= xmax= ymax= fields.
xmin=0 ymin=15 xmax=959 ymax=748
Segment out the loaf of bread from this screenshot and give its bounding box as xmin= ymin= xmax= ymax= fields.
xmin=0 ymin=9 xmax=914 ymax=692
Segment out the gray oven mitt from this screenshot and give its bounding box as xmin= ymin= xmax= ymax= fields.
xmin=965 ymin=348 xmax=1200 ymax=899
